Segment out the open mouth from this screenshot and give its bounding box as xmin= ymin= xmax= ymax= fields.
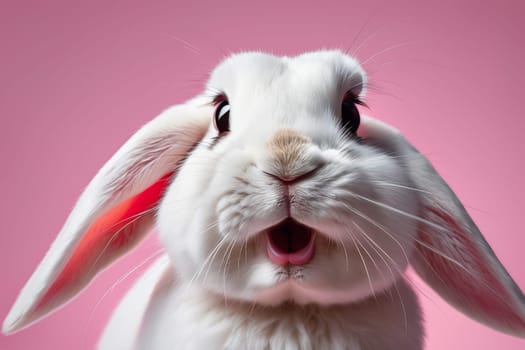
xmin=266 ymin=218 xmax=316 ymax=265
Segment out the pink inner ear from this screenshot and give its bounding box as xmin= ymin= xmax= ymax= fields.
xmin=417 ymin=206 xmax=525 ymax=329
xmin=35 ymin=172 xmax=173 ymax=313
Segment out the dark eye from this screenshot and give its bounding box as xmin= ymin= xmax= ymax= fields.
xmin=341 ymin=94 xmax=361 ymax=134
xmin=214 ymin=99 xmax=230 ymax=134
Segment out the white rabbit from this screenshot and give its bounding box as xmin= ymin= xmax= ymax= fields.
xmin=3 ymin=50 xmax=525 ymax=349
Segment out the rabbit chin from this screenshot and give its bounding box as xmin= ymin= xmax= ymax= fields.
xmin=242 ymin=263 xmax=399 ymax=307
xmin=250 ymin=279 xmax=376 ymax=306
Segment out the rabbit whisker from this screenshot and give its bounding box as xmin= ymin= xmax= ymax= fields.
xmin=347 ymin=25 xmax=378 ymax=58
xmin=237 ymin=234 xmax=250 ymax=273
xmin=221 ymin=239 xmax=237 ymax=304
xmin=165 ymin=34 xmax=201 ymax=55
xmin=344 ymin=12 xmax=378 ymax=58
xmin=354 ymin=233 xmax=381 ymax=301
xmin=350 ymin=192 xmax=447 ymax=232
xmin=367 ymin=180 xmax=433 ymax=195
xmin=350 ymin=222 xmax=391 ymax=288
xmin=344 ymin=202 xmax=411 ymax=267
xmin=346 ymin=193 xmax=484 ymax=276
xmin=348 ymin=195 xmax=469 ymax=276
xmin=362 ymin=82 xmax=404 ymax=103
xmin=186 ymin=221 xmax=223 ymax=287
xmin=355 ymin=203 xmax=509 ymax=307
xmin=337 ymin=235 xmax=350 ymax=272
xmin=351 ymin=221 xmax=408 ymax=331
xmin=347 ymin=227 xmax=376 ymax=300
xmin=360 ymin=41 xmax=414 ymax=67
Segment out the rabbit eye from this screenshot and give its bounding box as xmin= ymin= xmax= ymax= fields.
xmin=214 ymin=100 xmax=230 ymax=134
xmin=341 ymin=94 xmax=361 ymax=134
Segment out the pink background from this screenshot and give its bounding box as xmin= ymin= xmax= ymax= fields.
xmin=1 ymin=0 xmax=524 ymax=349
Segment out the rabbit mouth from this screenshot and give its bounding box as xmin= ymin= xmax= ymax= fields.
xmin=266 ymin=218 xmax=316 ymax=266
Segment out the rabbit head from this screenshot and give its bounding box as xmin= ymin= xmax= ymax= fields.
xmin=3 ymin=50 xmax=525 ymax=339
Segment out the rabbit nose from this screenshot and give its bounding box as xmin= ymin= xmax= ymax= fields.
xmin=263 ymin=128 xmax=323 ymax=183
xmin=263 ymin=168 xmax=318 ymax=184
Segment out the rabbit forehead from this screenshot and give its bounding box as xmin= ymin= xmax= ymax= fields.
xmin=206 ymin=50 xmax=366 ymax=130
xmin=208 ymin=50 xmax=365 ymax=99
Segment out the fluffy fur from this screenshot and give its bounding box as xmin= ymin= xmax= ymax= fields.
xmin=4 ymin=50 xmax=525 ymax=349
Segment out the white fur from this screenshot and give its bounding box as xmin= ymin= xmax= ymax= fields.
xmin=4 ymin=50 xmax=525 ymax=348
xmin=100 ymin=255 xmax=422 ymax=350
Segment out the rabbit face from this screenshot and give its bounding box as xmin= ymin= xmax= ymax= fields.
xmin=158 ymin=51 xmax=419 ymax=305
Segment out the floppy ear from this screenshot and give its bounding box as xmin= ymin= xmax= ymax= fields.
xmin=359 ymin=116 xmax=525 ymax=337
xmin=3 ymin=101 xmax=211 ymax=334
xmin=409 ymin=154 xmax=525 ymax=337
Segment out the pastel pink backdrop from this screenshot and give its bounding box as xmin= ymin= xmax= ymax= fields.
xmin=1 ymin=0 xmax=524 ymax=349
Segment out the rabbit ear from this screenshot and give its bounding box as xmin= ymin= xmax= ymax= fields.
xmin=358 ymin=116 xmax=525 ymax=337
xmin=3 ymin=101 xmax=212 ymax=334
xmin=409 ymin=155 xmax=525 ymax=337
